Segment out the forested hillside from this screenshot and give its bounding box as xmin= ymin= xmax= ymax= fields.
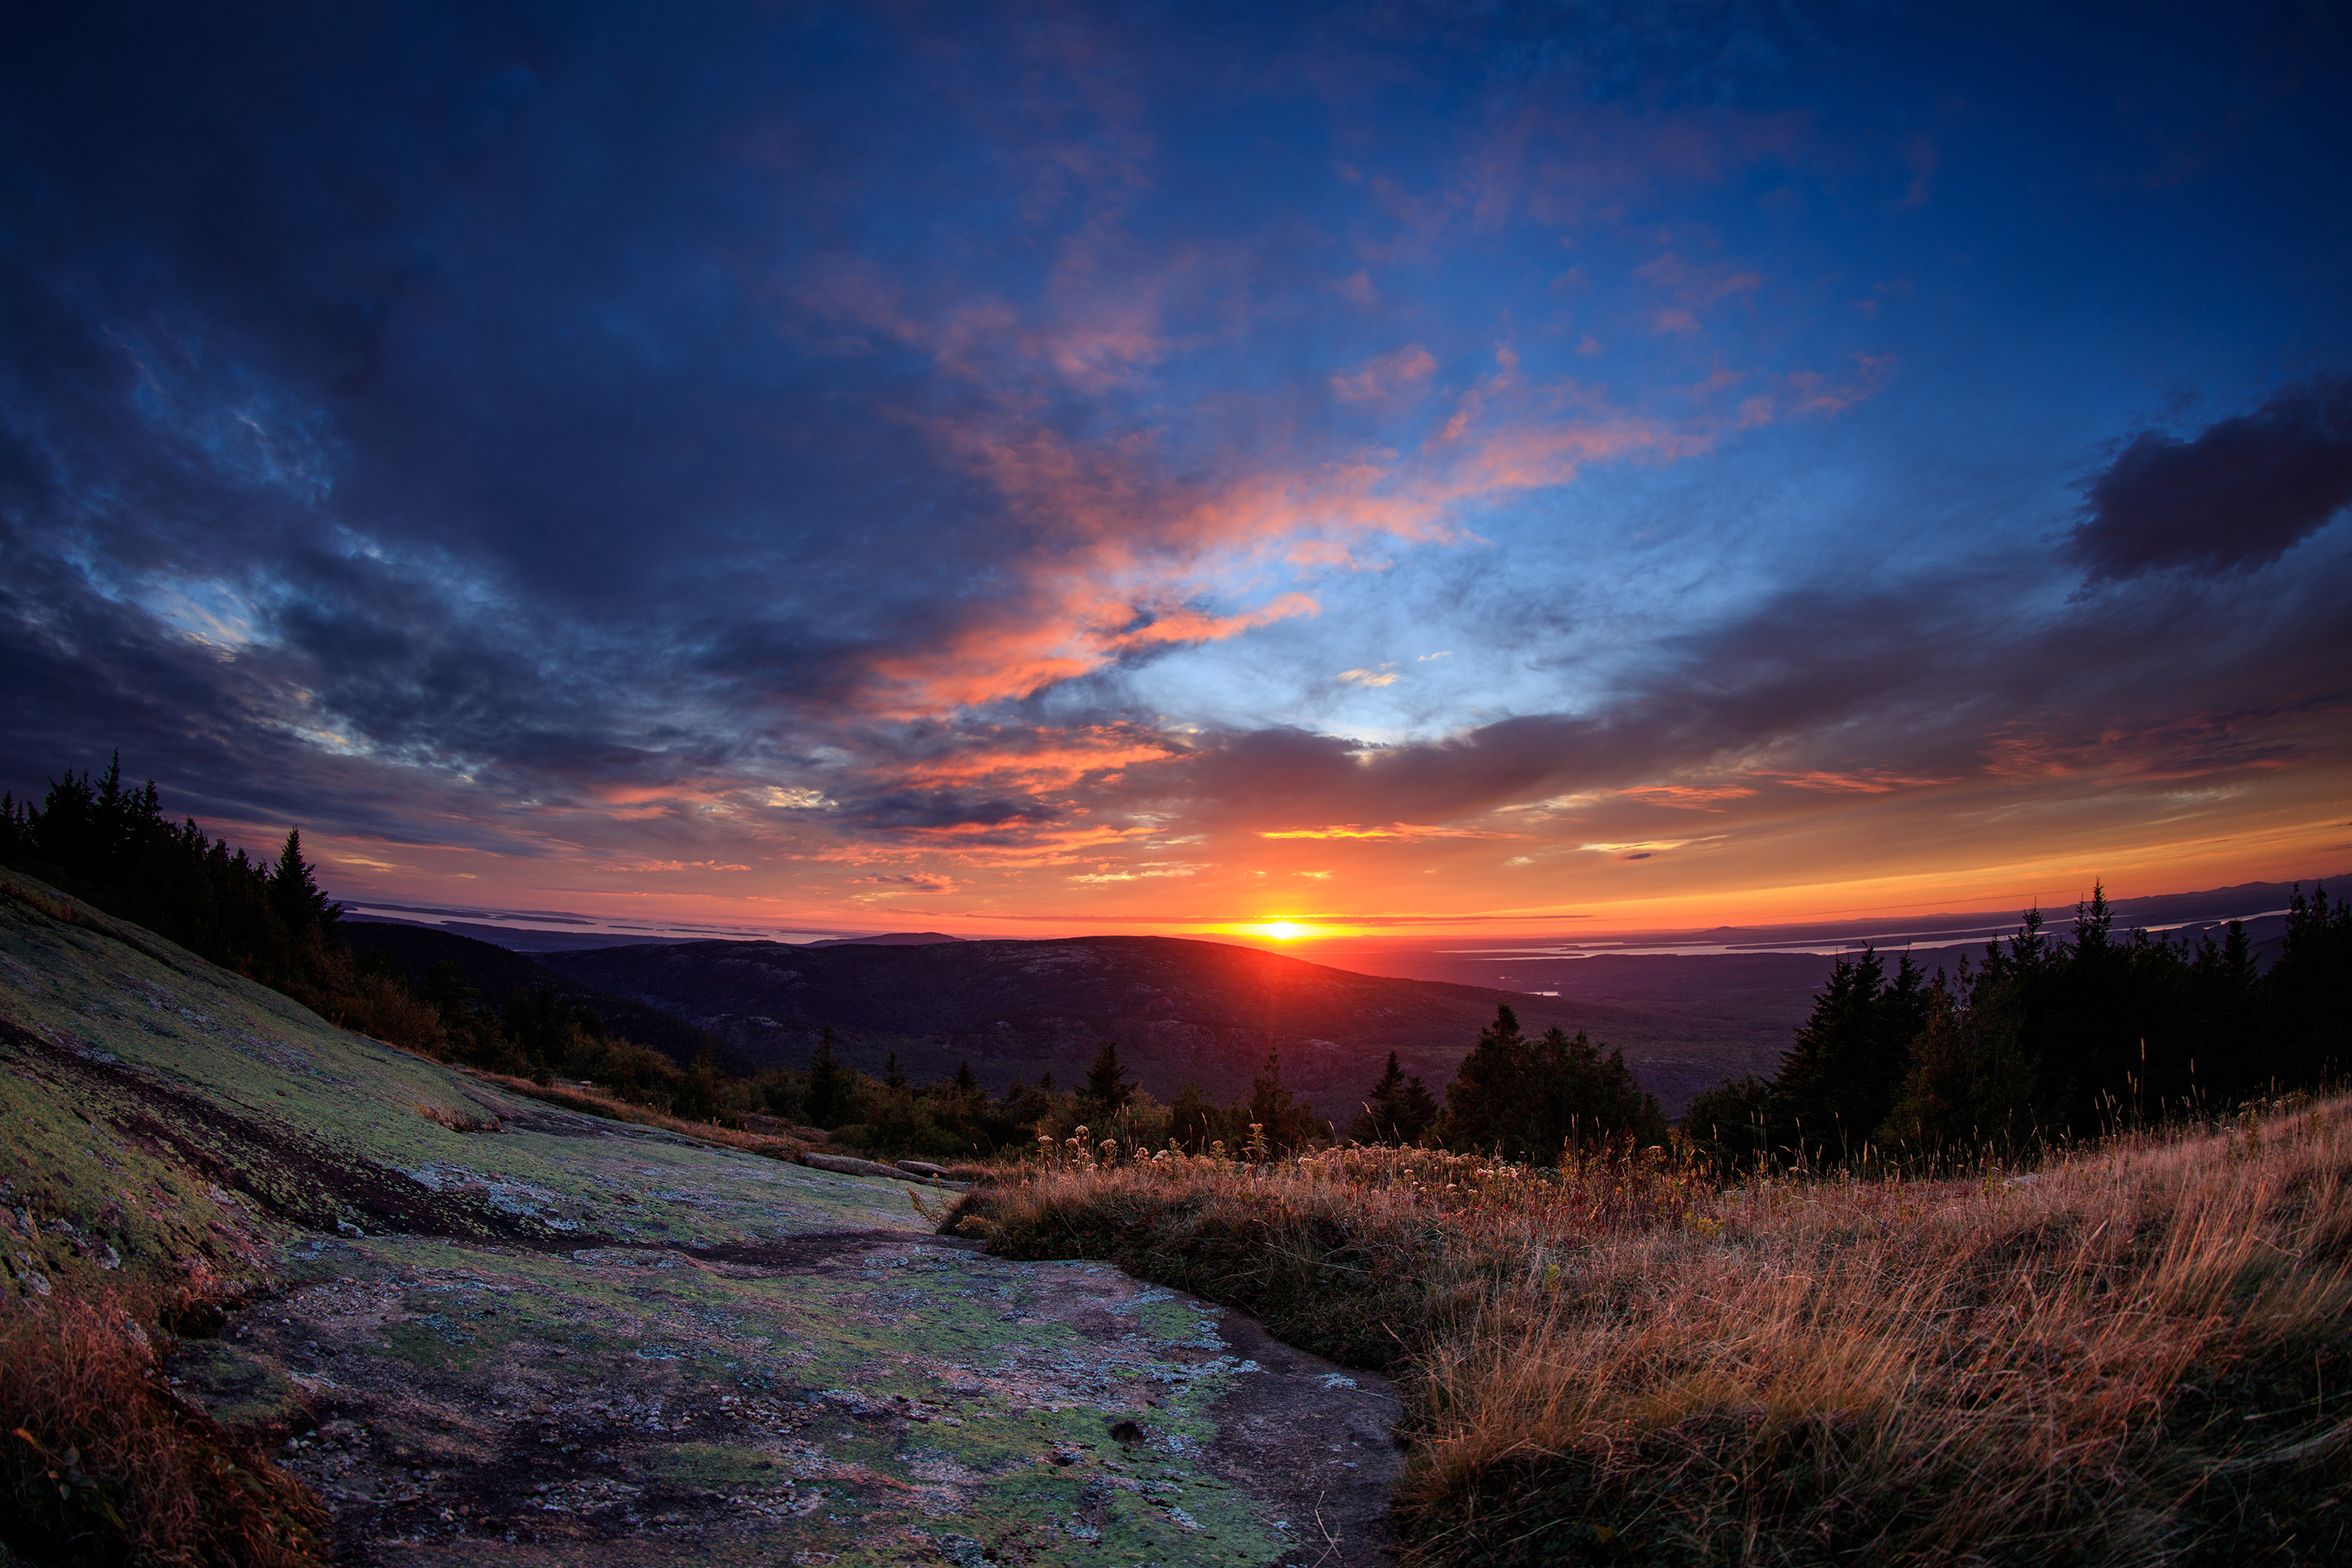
xmin=539 ymin=933 xmax=1683 ymax=1118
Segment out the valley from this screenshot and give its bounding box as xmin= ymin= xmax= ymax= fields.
xmin=536 ymin=934 xmax=1737 ymax=1120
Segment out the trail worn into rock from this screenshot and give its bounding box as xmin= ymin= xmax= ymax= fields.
xmin=1 ymin=873 xmax=1402 ymax=1565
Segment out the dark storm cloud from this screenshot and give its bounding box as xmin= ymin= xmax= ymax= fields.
xmin=2070 ymin=376 xmax=2352 ymax=585
xmin=834 ymin=792 xmax=1062 ymax=835
xmin=0 ymin=533 xmax=437 ymax=847
xmin=0 ymin=3 xmax=996 ymax=580
xmin=0 ymin=2 xmax=1057 ymax=828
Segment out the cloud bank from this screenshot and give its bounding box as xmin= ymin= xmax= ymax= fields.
xmin=1 ymin=1 xmax=2346 ymax=930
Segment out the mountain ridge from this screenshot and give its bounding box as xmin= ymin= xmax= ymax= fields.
xmin=540 ymin=933 xmax=1749 ymax=1118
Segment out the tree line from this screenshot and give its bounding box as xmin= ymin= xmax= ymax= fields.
xmin=16 ymin=760 xmax=2333 ymax=1171
xmin=1330 ymin=1010 xmax=1669 ymax=1162
xmin=2 ymin=757 xmax=356 ymax=1015
xmin=0 ymin=757 xmax=1368 ymax=1156
xmin=0 ymin=757 xmax=739 ymax=1117
xmin=0 ymin=756 xmax=1671 ymax=1163
xmin=1684 ymin=884 xmax=2350 ymax=1171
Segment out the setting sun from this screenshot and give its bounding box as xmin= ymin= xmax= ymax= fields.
xmin=1256 ymin=921 xmax=1311 ymax=941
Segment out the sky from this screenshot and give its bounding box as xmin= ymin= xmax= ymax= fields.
xmin=3 ymin=1 xmax=2349 ymax=943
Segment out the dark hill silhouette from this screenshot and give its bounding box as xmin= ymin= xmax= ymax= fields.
xmin=339 ymin=920 xmax=748 ymax=1073
xmin=540 ymin=935 xmax=1711 ymax=1118
xmin=807 ymin=931 xmax=964 ymax=946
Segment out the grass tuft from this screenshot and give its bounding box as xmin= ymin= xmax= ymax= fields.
xmin=1 ymin=1289 xmax=325 ymax=1566
xmin=414 ymin=1101 xmax=503 ymax=1134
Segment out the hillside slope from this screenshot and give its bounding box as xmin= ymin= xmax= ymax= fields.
xmin=542 ymin=934 xmax=1726 ymax=1116
xmin=339 ymin=917 xmax=747 ymax=1071
xmin=0 ymin=871 xmax=1400 ymax=1564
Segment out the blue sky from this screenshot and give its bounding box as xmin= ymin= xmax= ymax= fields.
xmin=3 ymin=1 xmax=2347 ymax=935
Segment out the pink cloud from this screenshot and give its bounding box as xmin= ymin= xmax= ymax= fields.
xmin=1754 ymin=768 xmax=1950 ymax=794
xmin=1736 ymin=354 xmax=1897 ymax=427
xmin=1330 ymin=344 xmax=1437 ymax=401
xmin=860 ymin=873 xmax=955 ymax=892
xmin=1634 ymin=252 xmax=1765 ymax=308
xmin=1983 ymin=706 xmax=2329 ymax=782
xmin=1616 ymin=784 xmax=1759 ymax=808
xmin=791 ymin=200 xmax=1828 ymax=725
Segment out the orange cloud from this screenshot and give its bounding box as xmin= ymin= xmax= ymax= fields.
xmin=1756 ymin=768 xmax=1951 ymax=793
xmin=803 ymin=251 xmax=1863 ymax=727
xmin=1984 ymin=707 xmax=2328 ymax=782
xmin=1617 ymin=784 xmax=1759 ymax=808
xmin=593 ymin=858 xmax=752 ymax=873
xmin=1258 ymin=823 xmax=1519 ymax=840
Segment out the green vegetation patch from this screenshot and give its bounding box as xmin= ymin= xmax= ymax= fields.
xmin=167 ymin=1338 xmax=308 ymax=1436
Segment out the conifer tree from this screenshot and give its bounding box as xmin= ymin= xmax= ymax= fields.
xmin=269 ymin=828 xmax=339 ymax=934
xmin=804 ymin=1029 xmax=851 ymax=1127
xmin=1443 ymin=1004 xmax=1528 ymax=1155
xmin=1771 ymin=947 xmax=1929 ymax=1163
xmin=1443 ymin=1005 xmax=1664 ymax=1162
xmin=1345 ymin=1051 xmax=1440 ymax=1145
xmin=1240 ymin=1045 xmax=1319 ymax=1153
xmin=1083 ymin=1039 xmax=1134 ymax=1113
xmin=1168 ymin=1080 xmax=1218 ymax=1149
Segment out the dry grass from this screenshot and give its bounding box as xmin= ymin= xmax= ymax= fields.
xmin=1 ymin=1290 xmax=325 ymax=1566
xmin=414 ymin=1100 xmax=503 ymax=1133
xmin=463 ymin=1071 xmax=813 ymax=1161
xmin=974 ymin=1102 xmax=2352 ymax=1565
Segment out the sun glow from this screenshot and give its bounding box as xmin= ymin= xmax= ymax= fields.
xmin=1253 ymin=920 xmax=1312 ymax=941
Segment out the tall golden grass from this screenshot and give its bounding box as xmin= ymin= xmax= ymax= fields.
xmin=977 ymin=1100 xmax=2352 ymax=1563
xmin=1 ymin=1290 xmax=325 ymax=1566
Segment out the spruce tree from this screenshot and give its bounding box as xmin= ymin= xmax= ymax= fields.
xmin=804 ymin=1030 xmax=850 ymax=1127
xmin=1169 ymin=1080 xmax=1219 ymax=1149
xmin=1241 ymin=1045 xmax=1319 ymax=1153
xmin=1772 ymin=947 xmax=1926 ymax=1163
xmin=269 ymin=828 xmax=338 ymax=934
xmin=1083 ymin=1040 xmax=1133 ymax=1113
xmin=1443 ymin=1004 xmax=1528 ymax=1156
xmin=1346 ymin=1051 xmax=1440 ymax=1145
